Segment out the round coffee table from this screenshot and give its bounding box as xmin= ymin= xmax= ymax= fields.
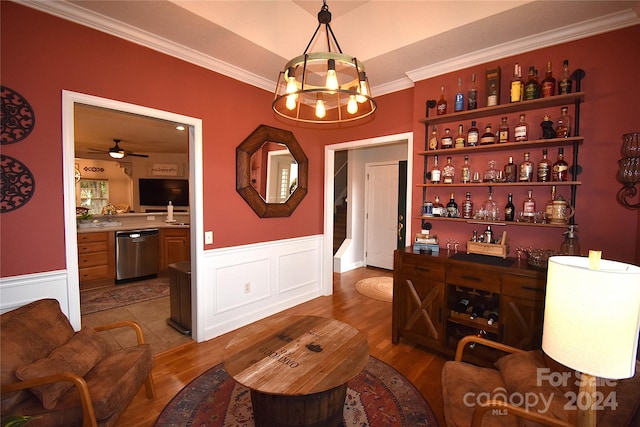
xmin=223 ymin=315 xmax=369 ymax=427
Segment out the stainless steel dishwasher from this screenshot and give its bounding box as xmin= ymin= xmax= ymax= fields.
xmin=115 ymin=229 xmax=159 ymax=283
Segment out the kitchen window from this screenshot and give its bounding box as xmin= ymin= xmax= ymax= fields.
xmin=78 ymin=179 xmax=109 ymax=215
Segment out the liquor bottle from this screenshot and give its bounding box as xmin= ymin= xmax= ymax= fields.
xmin=519 ymin=152 xmax=533 ymax=182
xmin=469 ymin=295 xmax=486 ymax=320
xmin=558 ymin=59 xmax=572 ymax=95
xmin=555 ymin=106 xmax=572 ymax=138
xmin=455 ymin=291 xmax=471 ymax=313
xmin=522 ymin=189 xmax=536 ymax=222
xmin=461 ymin=192 xmax=473 ymax=219
xmin=433 ymin=195 xmax=445 ymax=217
xmin=446 ymin=192 xmax=459 ymax=218
xmin=514 ymin=114 xmax=529 ymax=142
xmin=454 ymin=78 xmax=464 ymax=112
xmin=460 ymin=155 xmax=471 ymax=183
xmin=440 ymin=128 xmax=453 ymax=149
xmin=498 ymin=117 xmax=509 ymax=143
xmin=510 ymin=63 xmax=523 ymax=103
xmin=545 ymin=185 xmax=557 ymax=222
xmin=540 ymin=115 xmax=555 ymax=139
xmin=541 ymin=61 xmax=556 ymax=97
xmin=428 ymin=124 xmax=439 ymax=150
xmin=524 ymin=66 xmax=540 ymax=100
xmin=481 ymin=189 xmax=499 ymax=220
xmin=480 ymin=124 xmax=496 ymax=145
xmin=436 ymin=85 xmax=447 ymax=115
xmin=552 ymin=147 xmax=569 ymax=181
xmin=467 ymin=73 xmax=478 ymax=110
xmin=454 ymin=124 xmax=466 ymax=148
xmin=486 ymin=298 xmax=499 ymax=325
xmin=504 ymin=192 xmax=515 ymax=221
xmin=467 ymin=121 xmax=479 ymax=146
xmin=487 ymin=81 xmax=498 ymax=106
xmin=537 ymin=149 xmax=551 ymax=182
xmin=430 ymin=155 xmax=441 ymax=184
xmin=503 ymin=156 xmax=518 ymax=182
xmin=442 ymin=156 xmax=456 ymax=184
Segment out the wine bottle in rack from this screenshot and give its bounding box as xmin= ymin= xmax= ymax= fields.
xmin=455 ymin=290 xmax=471 ymax=313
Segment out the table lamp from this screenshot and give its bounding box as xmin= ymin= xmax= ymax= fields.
xmin=542 ymin=250 xmax=640 ymax=427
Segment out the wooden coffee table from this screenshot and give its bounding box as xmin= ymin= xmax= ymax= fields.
xmin=223 ymin=315 xmax=369 ymax=427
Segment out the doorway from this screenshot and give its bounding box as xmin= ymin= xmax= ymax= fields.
xmin=365 ymin=162 xmax=399 ymax=270
xmin=61 ymin=90 xmax=204 ymax=341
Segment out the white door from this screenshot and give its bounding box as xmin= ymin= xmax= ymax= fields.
xmin=365 ymin=163 xmax=399 ymax=270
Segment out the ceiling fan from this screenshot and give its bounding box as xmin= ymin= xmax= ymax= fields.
xmin=89 ymin=139 xmax=149 ymax=159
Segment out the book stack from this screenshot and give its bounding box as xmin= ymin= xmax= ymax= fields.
xmin=413 ymin=232 xmax=440 ymax=254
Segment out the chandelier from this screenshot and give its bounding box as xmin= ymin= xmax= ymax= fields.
xmin=272 ymin=1 xmax=376 ymax=124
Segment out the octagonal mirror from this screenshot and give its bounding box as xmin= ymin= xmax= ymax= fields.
xmin=236 ymin=125 xmax=308 ymax=218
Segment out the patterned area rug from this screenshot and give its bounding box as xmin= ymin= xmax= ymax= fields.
xmin=80 ymin=278 xmax=169 ymax=315
xmin=155 ymin=356 xmax=437 ymax=426
xmin=355 ymin=276 xmax=393 ymax=302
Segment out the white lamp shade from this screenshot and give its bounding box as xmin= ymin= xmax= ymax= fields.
xmin=542 ymin=256 xmax=640 ymax=379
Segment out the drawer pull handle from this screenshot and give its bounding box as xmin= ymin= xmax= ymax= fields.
xmin=522 ymin=286 xmax=544 ymax=294
xmin=461 ymin=275 xmax=481 ymax=282
xmin=415 ymin=267 xmax=430 ymax=272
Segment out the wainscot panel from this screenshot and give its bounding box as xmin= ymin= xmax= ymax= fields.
xmin=0 ymin=270 xmax=71 ymax=318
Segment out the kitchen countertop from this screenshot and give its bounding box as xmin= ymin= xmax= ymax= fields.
xmin=77 ymin=213 xmax=190 ymax=233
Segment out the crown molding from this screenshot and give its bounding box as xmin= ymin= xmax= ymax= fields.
xmin=406 ymin=8 xmax=640 ymax=83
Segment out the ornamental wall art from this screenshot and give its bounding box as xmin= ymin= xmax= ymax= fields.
xmin=1 ymin=154 xmax=36 ymax=213
xmin=1 ymin=86 xmax=36 ymax=144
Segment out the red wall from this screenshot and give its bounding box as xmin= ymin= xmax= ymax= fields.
xmin=1 ymin=2 xmax=638 ymax=279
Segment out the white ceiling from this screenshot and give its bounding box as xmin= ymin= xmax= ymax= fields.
xmin=22 ymin=0 xmax=638 ymax=157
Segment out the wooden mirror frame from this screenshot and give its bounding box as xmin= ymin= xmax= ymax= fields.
xmin=236 ymin=125 xmax=308 ymax=218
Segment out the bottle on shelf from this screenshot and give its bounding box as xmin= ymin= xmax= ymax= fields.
xmin=428 ymin=124 xmax=439 ymax=150
xmin=467 ymin=121 xmax=479 ymax=146
xmin=524 ymin=66 xmax=540 ymax=100
xmin=437 ymin=85 xmax=447 ymax=115
xmin=541 ymin=61 xmax=556 ymax=97
xmin=454 ymin=124 xmax=466 ymax=148
xmin=441 ymin=128 xmax=453 ymax=149
xmin=483 ymin=160 xmax=498 ymax=183
xmin=558 ymin=59 xmax=572 ymax=95
xmin=537 ymin=149 xmax=551 ymax=182
xmin=468 ymin=329 xmax=488 ymax=349
xmin=433 ymin=195 xmax=445 ymax=217
xmin=510 ymin=63 xmax=523 ymax=103
xmin=455 ymin=290 xmax=472 ymax=313
xmin=481 ymin=189 xmax=499 ymax=221
xmin=503 ymin=156 xmax=518 ymax=182
xmin=454 ymin=77 xmax=464 ymax=112
xmin=487 ymin=80 xmax=498 ymax=107
xmin=486 ymin=295 xmax=500 ymax=326
xmin=519 ymin=152 xmax=534 ymax=182
xmin=514 ymin=114 xmax=529 ymax=142
xmin=498 ymin=116 xmax=509 ymax=143
xmin=442 ymin=156 xmax=456 ymax=184
xmin=560 ymin=225 xmax=580 ymax=255
xmin=522 ymin=189 xmax=536 ymax=222
xmin=461 ymin=191 xmax=473 ymax=219
xmin=469 ymin=296 xmax=487 ymax=320
xmin=552 ymin=147 xmax=569 ymax=181
xmin=545 ymin=185 xmax=557 ymax=222
xmin=460 ymin=155 xmax=471 ymax=183
xmin=480 ymin=124 xmax=496 ymax=145
xmin=540 ymin=115 xmax=555 ymax=139
xmin=555 ymin=106 xmax=572 ymax=138
xmin=430 ymin=155 xmax=441 ymax=184
xmin=467 ymin=73 xmax=478 ymax=110
xmin=504 ymin=193 xmax=515 ymax=222
xmin=446 ymin=192 xmax=459 ymax=218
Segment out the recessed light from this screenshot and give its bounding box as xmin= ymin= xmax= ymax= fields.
xmin=176 ymin=125 xmax=186 ymax=131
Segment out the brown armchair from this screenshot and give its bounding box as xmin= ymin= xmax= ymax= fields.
xmin=1 ymin=299 xmax=155 ymax=427
xmin=441 ymin=336 xmax=640 ymax=427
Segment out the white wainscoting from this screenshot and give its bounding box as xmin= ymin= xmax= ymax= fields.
xmin=0 ymin=270 xmax=70 ymax=317
xmin=196 ymin=234 xmax=324 ymax=341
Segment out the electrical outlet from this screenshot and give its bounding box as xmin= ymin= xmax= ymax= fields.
xmin=205 ymin=231 xmax=213 ymax=244
xmin=147 ymin=215 xmax=155 ymax=221
xmin=244 ymin=282 xmax=251 ymax=293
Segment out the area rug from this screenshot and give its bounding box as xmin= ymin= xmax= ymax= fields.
xmin=80 ymin=277 xmax=169 ymax=315
xmin=155 ymin=356 xmax=436 ymax=426
xmin=355 ymin=276 xmax=393 ymax=302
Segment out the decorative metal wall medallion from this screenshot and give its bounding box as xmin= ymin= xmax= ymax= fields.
xmin=1 ymin=86 xmax=36 ymax=144
xmin=1 ymin=155 xmax=35 ymax=213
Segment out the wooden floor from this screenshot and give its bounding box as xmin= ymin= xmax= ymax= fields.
xmin=117 ymin=267 xmax=448 ymax=426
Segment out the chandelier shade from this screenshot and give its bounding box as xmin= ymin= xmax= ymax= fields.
xmin=272 ymin=2 xmax=376 ymax=124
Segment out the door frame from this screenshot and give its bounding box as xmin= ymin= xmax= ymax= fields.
xmin=61 ymin=90 xmax=204 ymax=339
xmin=323 ymin=132 xmax=413 ymax=291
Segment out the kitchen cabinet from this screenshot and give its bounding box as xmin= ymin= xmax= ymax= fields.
xmin=160 ymin=228 xmax=190 ymax=272
xmin=77 ymin=231 xmax=115 ymax=290
xmin=167 ymin=261 xmax=191 ymax=335
xmin=393 ymin=248 xmax=546 ymax=363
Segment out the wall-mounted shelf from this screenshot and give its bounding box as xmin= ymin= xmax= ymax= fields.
xmin=417 ymin=137 xmax=583 ymax=156
xmin=416 ymin=216 xmax=573 ymax=228
xmin=417 ymin=180 xmax=581 ymax=188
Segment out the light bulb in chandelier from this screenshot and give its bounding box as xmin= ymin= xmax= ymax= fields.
xmin=347 ymin=94 xmax=358 ymax=115
xmin=315 ymin=94 xmax=326 ymax=118
xmin=285 ymin=68 xmax=298 ymax=110
xmin=326 ymin=59 xmax=339 ymax=91
xmin=356 ymin=71 xmax=369 ymax=103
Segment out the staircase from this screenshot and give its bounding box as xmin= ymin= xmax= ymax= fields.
xmin=333 ymin=202 xmax=347 ymax=255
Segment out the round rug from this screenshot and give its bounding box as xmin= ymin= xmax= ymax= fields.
xmin=355 ymin=276 xmax=393 ymax=302
xmin=155 ymin=356 xmax=437 ymax=426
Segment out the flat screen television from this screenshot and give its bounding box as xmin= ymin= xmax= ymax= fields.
xmin=139 ymin=178 xmax=189 ymax=207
